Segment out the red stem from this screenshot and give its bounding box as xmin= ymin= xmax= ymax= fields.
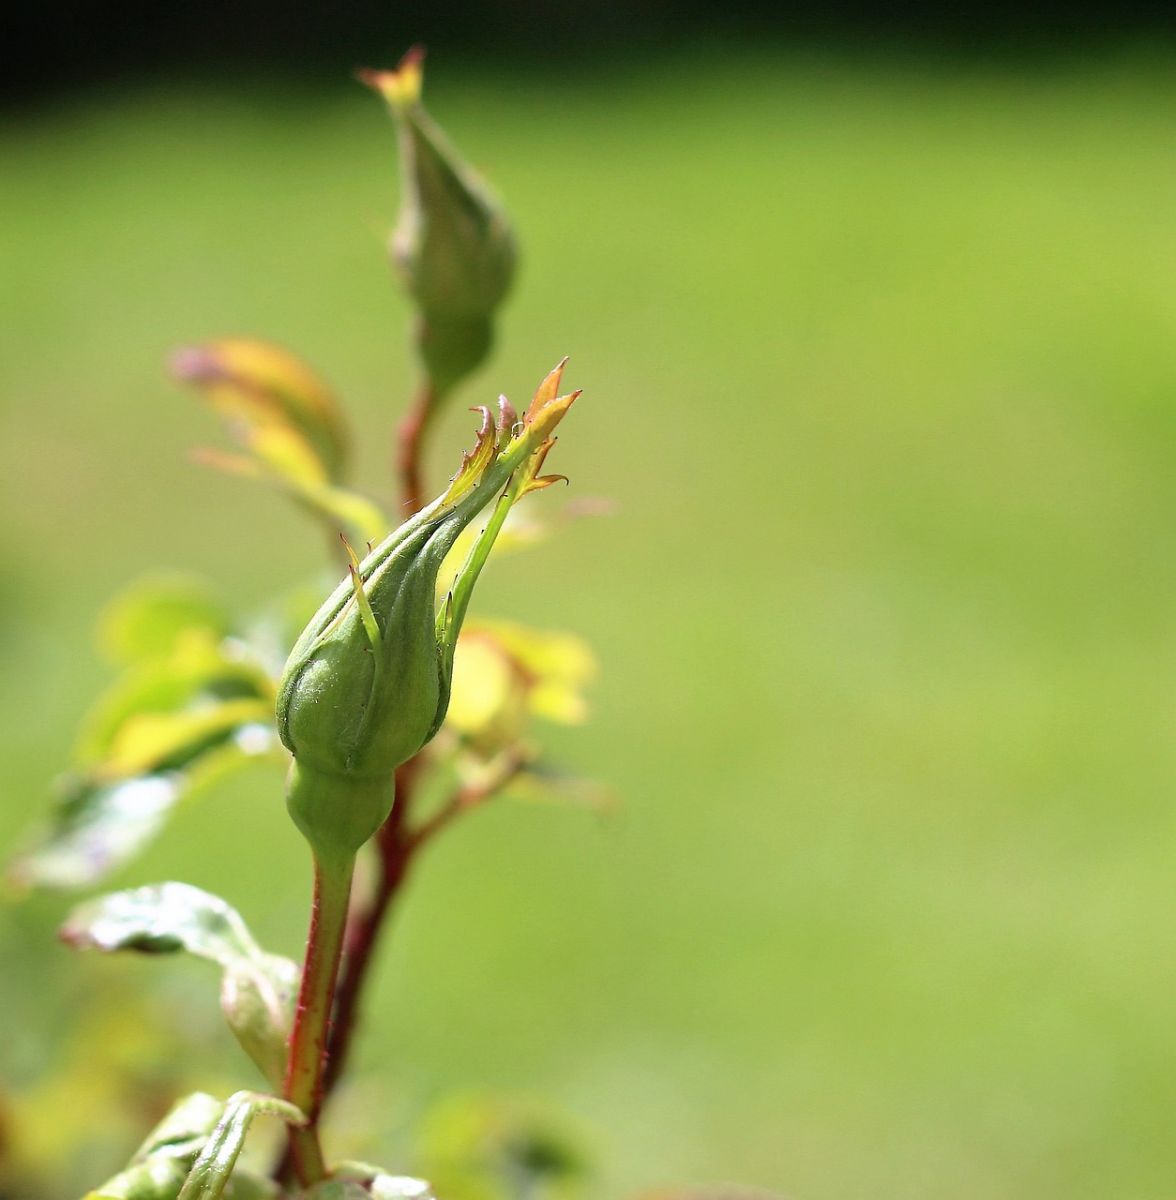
xmin=323 ymin=754 xmax=526 ymax=1099
xmin=395 ymin=383 xmax=436 ymax=516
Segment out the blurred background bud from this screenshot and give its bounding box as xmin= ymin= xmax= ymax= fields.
xmin=361 ymin=49 xmax=517 ymax=398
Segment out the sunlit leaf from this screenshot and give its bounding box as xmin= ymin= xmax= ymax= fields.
xmin=8 ymin=604 xmax=285 ymax=892
xmin=64 ymin=882 xmax=253 ymax=961
xmin=190 ymin=445 xmax=387 ymax=546
xmin=288 ymin=480 xmax=386 ymax=548
xmin=98 ymin=573 xmax=229 ymax=666
xmin=101 ymin=699 xmax=274 ymax=777
xmin=62 ymin=885 xmax=298 ymax=1088
xmin=470 ymin=619 xmax=596 ymax=725
xmin=247 ymin=422 xmax=328 ymax=488
xmin=172 ymin=339 xmax=386 ymax=545
xmin=171 ymin=338 xmax=349 ymax=482
xmin=9 ymin=726 xmax=282 ymax=892
xmin=9 ymin=773 xmax=179 ymax=891
xmin=444 ymin=620 xmax=596 ymax=756
xmin=76 ymin=631 xmax=274 ymax=766
xmin=444 ymin=635 xmax=520 ymax=743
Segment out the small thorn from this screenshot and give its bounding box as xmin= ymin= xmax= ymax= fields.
xmin=339 ymin=532 xmax=361 ymax=571
xmin=471 ymin=405 xmax=494 ymax=436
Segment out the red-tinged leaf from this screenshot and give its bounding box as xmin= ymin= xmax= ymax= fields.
xmin=356 ymin=45 xmax=426 ymax=110
xmin=441 ymin=406 xmax=497 ymax=506
xmin=172 ymin=338 xmax=348 ymax=482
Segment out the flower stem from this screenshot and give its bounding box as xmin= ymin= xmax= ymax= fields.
xmin=322 ymin=754 xmax=522 ymax=1100
xmin=283 ymin=848 xmax=355 ymax=1186
xmin=323 ymin=760 xmax=418 ymax=1095
xmin=395 ymin=381 xmax=436 ymax=516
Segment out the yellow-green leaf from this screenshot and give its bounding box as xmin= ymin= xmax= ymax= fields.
xmin=171 ymin=338 xmax=348 ymax=481
xmin=98 ymin=573 xmax=229 ymax=666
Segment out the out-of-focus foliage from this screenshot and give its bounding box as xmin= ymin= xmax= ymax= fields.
xmin=9 ymin=46 xmax=1176 ymax=1200
xmin=62 ymin=884 xmax=298 ymax=1089
xmin=173 ymin=339 xmax=385 ymax=545
xmin=447 ymin=620 xmax=595 ymax=748
xmin=434 ymin=519 xmax=603 ymax=801
xmin=0 ymin=996 xmax=194 ymax=1200
xmin=84 ymin=1092 xmax=227 ymax=1200
xmin=416 ymin=1093 xmax=588 ymax=1200
xmin=7 ymin=576 xmax=285 ymax=891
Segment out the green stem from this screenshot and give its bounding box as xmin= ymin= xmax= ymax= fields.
xmin=283 ymin=849 xmax=355 ymax=1186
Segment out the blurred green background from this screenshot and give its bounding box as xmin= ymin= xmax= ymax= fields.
xmin=4 ymin=43 xmax=1176 ymax=1200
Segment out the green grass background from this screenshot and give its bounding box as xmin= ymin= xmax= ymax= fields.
xmin=3 ymin=46 xmax=1176 ymax=1199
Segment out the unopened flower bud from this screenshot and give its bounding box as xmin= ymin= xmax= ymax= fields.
xmin=276 ymin=363 xmax=577 ymax=860
xmin=359 ymin=48 xmax=517 ymax=397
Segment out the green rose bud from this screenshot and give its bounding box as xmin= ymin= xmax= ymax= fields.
xmin=276 ymin=363 xmax=577 ymax=860
xmin=359 ymin=48 xmax=517 ymax=398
